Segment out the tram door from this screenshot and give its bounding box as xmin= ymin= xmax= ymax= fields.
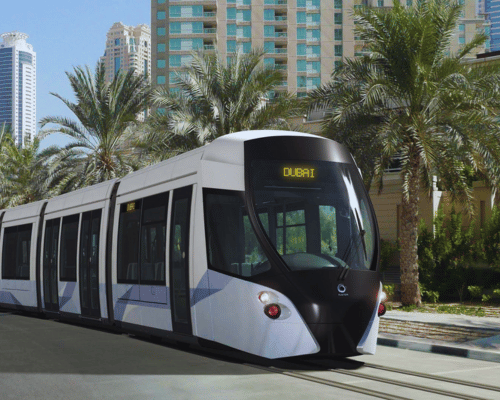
xmin=43 ymin=218 xmax=60 ymax=312
xmin=79 ymin=210 xmax=101 ymax=318
xmin=169 ymin=186 xmax=193 ymax=335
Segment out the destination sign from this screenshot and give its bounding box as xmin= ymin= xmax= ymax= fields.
xmin=282 ymin=166 xmax=316 ymax=179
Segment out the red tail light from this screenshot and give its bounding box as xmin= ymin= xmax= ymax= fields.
xmin=378 ymin=303 xmax=386 ymax=317
xmin=264 ymin=304 xmax=281 ymax=319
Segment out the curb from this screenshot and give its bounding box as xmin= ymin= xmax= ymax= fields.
xmin=377 ymin=335 xmax=500 ymax=363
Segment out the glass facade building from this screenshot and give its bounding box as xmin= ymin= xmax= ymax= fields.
xmin=0 ymin=32 xmax=36 ymax=148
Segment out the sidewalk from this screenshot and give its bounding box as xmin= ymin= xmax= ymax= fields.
xmin=378 ymin=310 xmax=500 ymax=363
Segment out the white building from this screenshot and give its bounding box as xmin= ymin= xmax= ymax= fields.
xmin=0 ymin=32 xmax=36 ymax=148
xmin=101 ymin=22 xmax=151 ymax=84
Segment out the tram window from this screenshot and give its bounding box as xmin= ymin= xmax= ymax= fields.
xmin=1 ymin=224 xmax=32 ymax=280
xmin=60 ymin=214 xmax=79 ymax=281
xmin=117 ymin=200 xmax=141 ymax=283
xmin=205 ymin=191 xmax=270 ymax=277
xmin=117 ymin=192 xmax=168 ymax=285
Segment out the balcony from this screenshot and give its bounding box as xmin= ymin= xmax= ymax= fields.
xmin=204 ymin=28 xmax=217 ymax=34
xmin=203 ymin=11 xmax=216 ymax=18
xmin=274 ymin=64 xmax=288 ymax=70
xmin=275 ymin=15 xmax=287 ymax=21
xmin=204 ymin=44 xmax=215 ymax=50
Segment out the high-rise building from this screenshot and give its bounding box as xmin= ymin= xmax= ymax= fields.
xmin=151 ymin=0 xmax=488 ymax=99
xmin=484 ymin=0 xmax=498 ymax=51
xmin=0 ymin=31 xmax=36 ymax=147
xmin=101 ymin=22 xmax=152 ymax=84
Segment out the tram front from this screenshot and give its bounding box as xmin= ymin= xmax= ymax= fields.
xmin=243 ymin=135 xmax=381 ymax=356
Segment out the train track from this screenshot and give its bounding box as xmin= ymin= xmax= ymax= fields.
xmin=245 ymin=360 xmax=500 ymax=400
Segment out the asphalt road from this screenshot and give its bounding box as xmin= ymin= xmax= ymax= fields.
xmin=1 ymin=310 xmax=500 ymax=400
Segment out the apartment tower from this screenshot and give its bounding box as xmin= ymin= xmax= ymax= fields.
xmin=101 ymin=22 xmax=152 ymax=84
xmin=151 ymin=0 xmax=489 ymax=98
xmin=0 ymin=32 xmax=36 ymax=147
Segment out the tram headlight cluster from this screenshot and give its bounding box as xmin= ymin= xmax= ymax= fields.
xmin=258 ymin=291 xmax=283 ymax=320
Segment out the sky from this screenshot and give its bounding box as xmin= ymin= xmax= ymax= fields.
xmin=0 ymin=0 xmax=151 ymax=149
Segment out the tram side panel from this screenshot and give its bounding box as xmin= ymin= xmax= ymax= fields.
xmin=0 ymin=202 xmax=45 ymax=311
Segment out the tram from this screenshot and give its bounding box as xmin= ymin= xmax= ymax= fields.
xmin=0 ymin=130 xmax=384 ymax=359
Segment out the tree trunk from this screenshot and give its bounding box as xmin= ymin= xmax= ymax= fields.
xmin=399 ymin=156 xmax=422 ymax=306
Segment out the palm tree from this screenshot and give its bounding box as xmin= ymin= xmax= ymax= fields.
xmin=0 ymin=134 xmax=54 ymax=208
xmin=39 ymin=62 xmax=152 ymax=191
xmin=306 ymin=0 xmax=500 ymax=305
xmin=149 ymin=48 xmax=303 ymax=147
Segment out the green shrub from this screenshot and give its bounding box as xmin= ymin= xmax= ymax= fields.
xmin=479 ymin=206 xmax=500 ymax=267
xmin=468 ymin=285 xmax=483 ymax=299
xmin=383 ymin=283 xmax=395 ymax=298
xmin=493 ymin=289 xmax=500 ymax=297
xmin=482 ymin=294 xmax=492 ymax=303
xmin=380 ymin=239 xmax=399 ymax=271
xmin=418 ymin=207 xmax=476 ymax=302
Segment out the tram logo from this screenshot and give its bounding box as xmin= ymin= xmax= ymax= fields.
xmin=337 ymin=284 xmax=348 ymax=296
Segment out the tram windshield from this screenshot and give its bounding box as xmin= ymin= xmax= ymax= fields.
xmin=251 ymin=160 xmax=377 ymax=272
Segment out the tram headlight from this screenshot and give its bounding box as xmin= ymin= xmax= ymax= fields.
xmin=258 ymin=291 xmax=278 ymax=304
xmin=380 ymin=291 xmax=387 ymax=303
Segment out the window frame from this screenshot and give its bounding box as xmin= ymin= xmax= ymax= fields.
xmin=116 ymin=192 xmax=169 ymax=286
xmin=1 ymin=223 xmax=33 ymax=280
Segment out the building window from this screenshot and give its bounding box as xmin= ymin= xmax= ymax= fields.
xmin=264 ymin=9 xmax=275 ymax=21
xmin=157 ymin=76 xmax=166 ymax=85
xmin=335 ymin=29 xmax=342 ymax=41
xmin=307 ymin=13 xmax=320 ymax=25
xmin=237 ymin=26 xmax=252 ymax=38
xmin=334 ymin=13 xmax=342 ymax=24
xmin=297 ymin=43 xmax=306 ymax=56
xmin=297 ymin=27 xmax=306 ymax=40
xmin=264 ymin=41 xmax=275 ymax=52
xmin=227 ymin=7 xmax=237 ymax=20
xmin=114 ymin=57 xmax=121 ymax=73
xmin=378 ymin=0 xmax=384 ymax=6
xmin=242 ymin=42 xmax=252 ymax=53
xmin=158 ymin=44 xmax=166 ymax=52
xmin=237 ymin=9 xmax=251 ymax=22
xmin=459 ymin=24 xmax=465 ymax=32
xmin=334 ymin=0 xmax=342 ymax=9
xmin=297 ymin=12 xmax=306 ymax=24
xmin=307 ymin=45 xmax=320 ymax=57
xmin=158 ymin=0 xmax=166 ymax=3
xmin=264 ymin=25 xmax=275 ymax=38
xmin=157 ymin=11 xmax=166 ymax=20
xmin=459 ymin=37 xmax=465 ymax=45
xmin=335 ymin=45 xmax=343 ymax=56
xmin=406 ymin=0 xmax=412 ymax=6
xmin=157 ymin=27 xmax=166 ymax=36
xmin=227 ymin=24 xmax=237 ymax=36
xmin=307 ymin=61 xmax=320 ymax=73
xmin=227 ymin=40 xmax=237 ymax=52
xmin=297 ymin=76 xmax=307 ymax=88
xmin=307 ymin=29 xmax=320 ymax=41
xmin=114 ymin=38 xmax=120 ymax=46
xmin=297 ymin=59 xmax=306 ymax=72
xmin=157 ymin=60 xmax=166 ymax=68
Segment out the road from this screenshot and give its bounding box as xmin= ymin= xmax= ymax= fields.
xmin=1 ymin=310 xmax=500 ymax=400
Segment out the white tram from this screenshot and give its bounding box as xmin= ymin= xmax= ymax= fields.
xmin=0 ymin=131 xmax=383 ymax=359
